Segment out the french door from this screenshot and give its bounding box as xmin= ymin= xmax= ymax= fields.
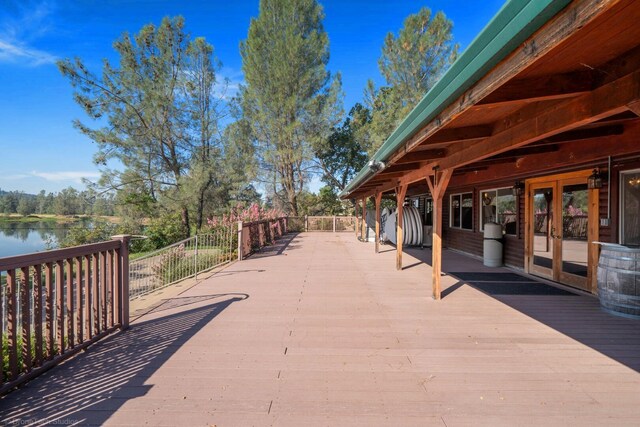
xmin=525 ymin=171 xmax=599 ymax=292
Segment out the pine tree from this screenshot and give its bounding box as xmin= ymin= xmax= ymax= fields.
xmin=239 ymin=0 xmax=342 ymax=215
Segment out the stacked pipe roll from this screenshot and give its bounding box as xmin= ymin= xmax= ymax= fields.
xmin=383 ymin=206 xmax=423 ymax=246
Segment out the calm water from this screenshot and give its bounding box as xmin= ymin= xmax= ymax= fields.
xmin=0 ymin=221 xmax=75 ymax=258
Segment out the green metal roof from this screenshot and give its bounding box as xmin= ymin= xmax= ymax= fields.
xmin=340 ymin=0 xmax=572 ymax=198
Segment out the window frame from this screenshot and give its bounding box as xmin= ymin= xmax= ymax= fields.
xmin=449 ymin=192 xmax=473 ymax=230
xmin=479 ymin=187 xmax=517 ymax=235
xmin=619 ymin=168 xmax=640 ymax=245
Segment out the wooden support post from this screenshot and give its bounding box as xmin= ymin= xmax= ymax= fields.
xmin=396 ymin=185 xmax=408 ymax=270
xmin=333 ymin=216 xmax=336 ymax=232
xmin=375 ymin=192 xmax=382 ymax=253
xmin=112 ymin=235 xmax=130 ymax=330
xmin=353 ymin=199 xmax=360 ymax=239
xmin=361 ymin=198 xmax=366 ymax=241
xmin=426 ymin=169 xmax=453 ymax=299
xmin=237 ymin=221 xmax=243 ymax=261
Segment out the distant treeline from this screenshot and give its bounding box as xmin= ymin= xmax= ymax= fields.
xmin=0 ymin=187 xmax=115 ymax=216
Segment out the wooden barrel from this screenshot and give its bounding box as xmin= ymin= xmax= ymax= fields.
xmin=597 ymin=244 xmax=640 ymax=318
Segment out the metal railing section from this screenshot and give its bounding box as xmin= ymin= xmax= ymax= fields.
xmin=287 ymin=216 xmax=356 ymax=232
xmin=129 ymin=225 xmax=237 ymax=299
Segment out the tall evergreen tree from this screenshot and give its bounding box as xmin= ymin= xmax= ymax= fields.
xmin=58 ymin=17 xmax=245 ymax=236
xmin=239 ymin=0 xmax=342 ymax=215
xmin=362 ymin=7 xmax=458 ymax=155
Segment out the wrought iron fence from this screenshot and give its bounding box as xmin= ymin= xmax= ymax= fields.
xmin=129 ymin=225 xmax=237 ymax=299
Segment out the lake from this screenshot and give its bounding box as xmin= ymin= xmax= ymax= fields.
xmin=0 ymin=221 xmax=74 ymax=258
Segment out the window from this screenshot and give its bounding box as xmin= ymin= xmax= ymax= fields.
xmin=450 ymin=193 xmax=473 ymax=230
xmin=480 ymin=188 xmax=517 ymax=235
xmin=424 ymin=198 xmax=433 ymax=226
xmin=621 ymin=169 xmax=640 ymax=245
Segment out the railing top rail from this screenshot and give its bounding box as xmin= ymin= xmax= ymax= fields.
xmin=242 ymin=217 xmax=286 ymax=227
xmin=0 ymin=239 xmax=120 ymax=271
xmin=129 ymin=235 xmax=197 ymax=263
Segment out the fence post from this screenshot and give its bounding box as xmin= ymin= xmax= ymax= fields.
xmin=284 ymin=217 xmax=288 ymax=233
xmin=111 ymin=235 xmax=131 ymax=330
xmin=305 ymin=215 xmax=308 ymax=232
xmin=237 ymin=221 xmax=243 ymax=261
xmin=333 ymin=216 xmax=337 ymax=232
xmin=194 ymin=235 xmax=199 ymax=280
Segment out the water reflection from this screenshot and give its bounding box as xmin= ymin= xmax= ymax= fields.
xmin=0 ymin=221 xmax=75 ymax=258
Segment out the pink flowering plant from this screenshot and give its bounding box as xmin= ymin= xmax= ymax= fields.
xmin=206 ymin=203 xmax=285 ymax=228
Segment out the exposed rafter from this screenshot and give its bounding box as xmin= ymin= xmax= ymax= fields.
xmin=438 ymin=70 xmax=640 ymax=170
xmin=476 ymin=70 xmax=593 ymax=107
xmin=394 ymin=149 xmax=447 ymax=164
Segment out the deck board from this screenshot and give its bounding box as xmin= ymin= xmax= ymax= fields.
xmin=1 ymin=232 xmax=640 ymax=426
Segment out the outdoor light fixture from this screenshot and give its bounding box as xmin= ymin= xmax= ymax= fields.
xmin=588 ymin=168 xmax=603 ymax=189
xmin=512 ymin=181 xmax=525 ymax=196
xmin=628 ymin=175 xmax=640 ymax=189
xmin=368 ymin=160 xmax=386 ymax=172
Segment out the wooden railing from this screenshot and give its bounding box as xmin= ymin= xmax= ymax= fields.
xmin=238 ymin=218 xmax=287 ymax=259
xmin=0 ymin=235 xmax=130 ymax=394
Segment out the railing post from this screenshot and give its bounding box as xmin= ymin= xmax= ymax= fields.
xmin=194 ymin=234 xmax=199 ymax=280
xmin=333 ymin=216 xmax=336 ymax=232
xmin=284 ymin=217 xmax=288 ymax=234
xmin=237 ymin=221 xmax=243 ymax=261
xmin=305 ymin=215 xmax=308 ymax=232
xmin=111 ymin=235 xmax=131 ymax=330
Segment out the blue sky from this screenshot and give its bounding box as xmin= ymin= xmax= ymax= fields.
xmin=0 ymin=0 xmax=505 ymax=194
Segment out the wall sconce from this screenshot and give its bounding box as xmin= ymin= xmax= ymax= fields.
xmin=512 ymin=181 xmax=525 ymax=196
xmin=588 ymin=168 xmax=603 ymax=189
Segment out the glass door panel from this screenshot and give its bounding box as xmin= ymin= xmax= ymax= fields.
xmin=526 ymin=172 xmax=596 ymax=291
xmin=559 ymin=181 xmax=589 ymax=289
xmin=530 ymin=184 xmax=555 ymax=279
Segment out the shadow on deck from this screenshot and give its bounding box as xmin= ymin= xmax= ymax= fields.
xmin=0 ymin=294 xmax=248 ymax=425
xmin=400 ymin=245 xmax=640 ymax=373
xmin=248 ymin=232 xmax=300 ymax=259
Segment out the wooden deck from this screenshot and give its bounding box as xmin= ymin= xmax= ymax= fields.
xmin=1 ymin=232 xmax=640 ymax=426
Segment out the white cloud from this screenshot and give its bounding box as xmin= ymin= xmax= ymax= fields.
xmin=3 ymin=173 xmax=31 ymax=180
xmin=0 ymin=39 xmax=57 ymax=66
xmin=0 ymin=0 xmax=57 ymax=66
xmin=215 ymin=67 xmax=244 ymax=100
xmin=30 ymin=171 xmax=101 ymax=182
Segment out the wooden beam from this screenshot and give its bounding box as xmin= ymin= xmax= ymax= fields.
xmin=628 ymin=100 xmax=640 ymax=116
xmin=529 ymin=124 xmax=625 ymax=147
xmin=428 ymin=169 xmax=453 ymax=300
xmin=375 ymin=192 xmax=382 ymax=253
xmin=394 ymin=149 xmax=447 ymax=164
xmin=396 ymin=185 xmax=408 ymax=270
xmin=449 ymin=120 xmax=640 ymax=187
xmin=383 ymin=0 xmax=620 ymax=167
xmin=378 ymin=162 xmax=423 ymax=174
xmin=438 ymin=70 xmax=640 ymax=171
xmin=476 ymin=70 xmax=593 ymax=106
xmin=415 ymin=125 xmax=493 ymax=149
